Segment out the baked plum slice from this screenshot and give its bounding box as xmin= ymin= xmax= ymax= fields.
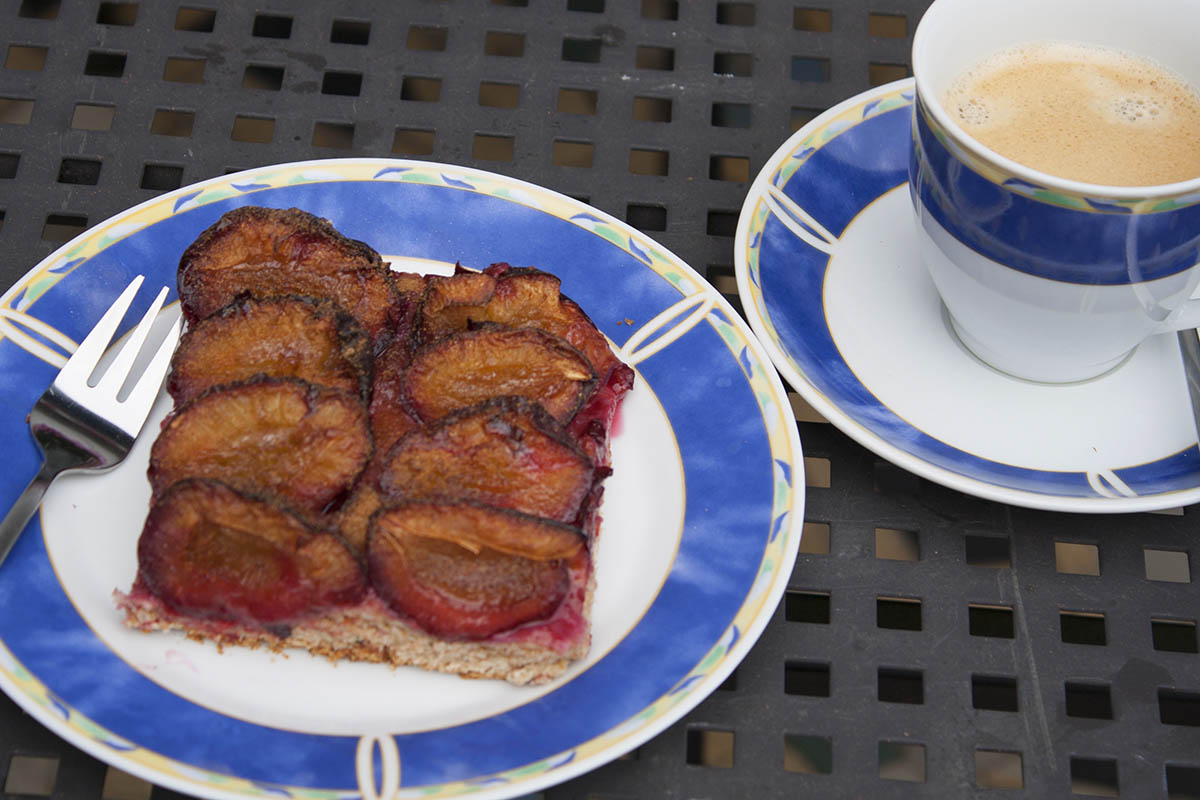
xmin=419 ymin=264 xmax=623 ymax=385
xmin=178 ymin=206 xmax=402 ymax=349
xmin=149 ymin=377 xmax=371 ymax=515
xmin=567 ymin=357 xmax=636 ymax=468
xmin=335 ymin=482 xmax=382 ymax=555
xmin=402 ymin=326 xmax=596 ymax=424
xmin=416 ymin=269 xmax=500 ymax=338
xmin=138 ymin=479 xmax=366 ymax=626
xmin=366 ymin=333 xmax=422 ymax=476
xmin=378 ymin=268 xmax=426 ymax=361
xmin=167 ymin=295 xmax=372 ymax=405
xmin=368 ymin=501 xmax=583 ymax=638
xmin=380 ymin=396 xmax=594 ymax=523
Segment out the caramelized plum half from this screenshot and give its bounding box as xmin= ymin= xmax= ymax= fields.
xmin=380 ymin=396 xmax=594 ymax=523
xmin=178 ymin=206 xmax=402 ymax=348
xmin=335 ymin=482 xmax=382 ymax=555
xmin=419 ymin=264 xmax=622 ymax=384
xmin=368 ymin=501 xmax=581 ymax=638
xmin=167 ymin=295 xmax=372 ymax=405
xmin=138 ymin=479 xmax=365 ymax=625
xmin=390 ymin=270 xmax=429 ymax=297
xmin=149 ymin=377 xmax=371 ymax=515
xmin=378 ymin=269 xmax=425 ymax=360
xmin=567 ymin=358 xmax=636 ymax=467
xmin=417 ymin=269 xmax=498 ymax=338
xmin=366 ymin=334 xmax=421 ymax=475
xmin=403 ymin=327 xmax=596 ymax=424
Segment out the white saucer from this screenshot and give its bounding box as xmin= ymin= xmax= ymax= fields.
xmin=735 ymin=79 xmax=1200 ymax=513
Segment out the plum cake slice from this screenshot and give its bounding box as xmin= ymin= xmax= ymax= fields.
xmin=118 ymin=207 xmax=633 ymax=684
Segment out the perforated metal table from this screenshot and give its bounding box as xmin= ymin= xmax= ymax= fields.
xmin=2 ymin=1 xmax=1199 ymax=798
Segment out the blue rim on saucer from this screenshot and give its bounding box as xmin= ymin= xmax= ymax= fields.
xmin=0 ymin=159 xmax=804 ymax=799
xmin=735 ymin=79 xmax=1200 ymax=513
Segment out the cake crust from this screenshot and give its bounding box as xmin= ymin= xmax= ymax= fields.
xmin=118 ymin=552 xmax=596 ymax=685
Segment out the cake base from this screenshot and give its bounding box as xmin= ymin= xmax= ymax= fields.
xmin=116 ymin=555 xmax=595 ymax=686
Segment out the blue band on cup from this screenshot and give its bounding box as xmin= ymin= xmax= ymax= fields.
xmin=910 ymin=97 xmax=1200 ymax=286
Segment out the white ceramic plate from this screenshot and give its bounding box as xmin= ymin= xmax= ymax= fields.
xmin=0 ymin=159 xmax=804 ymax=799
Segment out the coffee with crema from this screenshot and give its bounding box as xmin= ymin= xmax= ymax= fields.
xmin=941 ymin=42 xmax=1200 ymax=186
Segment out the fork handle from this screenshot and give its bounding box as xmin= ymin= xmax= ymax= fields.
xmin=0 ymin=459 xmax=63 ymax=567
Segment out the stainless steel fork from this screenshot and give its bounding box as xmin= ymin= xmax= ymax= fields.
xmin=0 ymin=275 xmax=182 ymax=566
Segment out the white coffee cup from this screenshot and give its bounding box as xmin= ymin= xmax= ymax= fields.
xmin=909 ymin=0 xmax=1200 ymax=383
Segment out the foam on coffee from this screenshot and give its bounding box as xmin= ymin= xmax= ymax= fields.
xmin=941 ymin=42 xmax=1200 ymax=186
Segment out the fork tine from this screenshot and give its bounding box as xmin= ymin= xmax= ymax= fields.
xmin=94 ymin=284 xmax=170 ymax=397
xmin=55 ymin=275 xmax=145 ymax=394
xmin=115 ymin=312 xmax=181 ymax=432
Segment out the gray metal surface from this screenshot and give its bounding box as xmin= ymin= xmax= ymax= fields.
xmin=2 ymin=1 xmax=1198 ymax=797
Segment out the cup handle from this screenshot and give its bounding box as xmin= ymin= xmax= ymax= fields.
xmin=1156 ymin=282 xmax=1200 ymax=334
